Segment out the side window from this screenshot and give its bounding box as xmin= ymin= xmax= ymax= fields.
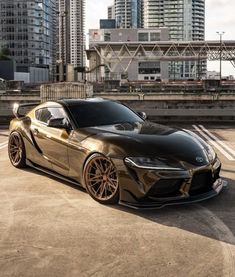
xmin=35 ymin=107 xmax=67 ymax=124
xmin=35 ymin=109 xmax=42 ymax=121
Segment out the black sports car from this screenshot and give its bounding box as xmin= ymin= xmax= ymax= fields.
xmin=8 ymin=98 xmax=226 ymax=208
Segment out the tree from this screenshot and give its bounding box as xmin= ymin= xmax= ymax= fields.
xmin=0 ymin=48 xmax=11 ymax=60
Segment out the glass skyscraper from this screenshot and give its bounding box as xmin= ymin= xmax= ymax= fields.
xmin=0 ymin=0 xmax=56 ymax=79
xmin=115 ymin=0 xmax=142 ymax=28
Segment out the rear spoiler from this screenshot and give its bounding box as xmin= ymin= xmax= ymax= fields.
xmin=13 ymin=102 xmax=40 ymax=119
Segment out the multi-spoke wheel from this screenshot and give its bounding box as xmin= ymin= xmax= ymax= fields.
xmin=8 ymin=132 xmax=26 ymax=168
xmin=84 ymin=154 xmax=119 ymax=204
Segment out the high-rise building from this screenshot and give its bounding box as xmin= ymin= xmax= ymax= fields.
xmin=58 ymin=0 xmax=70 ymax=65
xmin=107 ymin=5 xmax=115 ymax=20
xmin=0 ymin=0 xmax=56 ymax=82
xmin=143 ymin=0 xmax=205 ymax=79
xmin=58 ymin=0 xmax=85 ymax=68
xmin=144 ymin=0 xmax=204 ymax=41
xmin=114 ymin=0 xmax=142 ymax=28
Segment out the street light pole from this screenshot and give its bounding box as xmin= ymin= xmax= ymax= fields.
xmin=216 ymin=31 xmax=225 ymax=83
xmin=58 ymin=10 xmax=68 ymax=82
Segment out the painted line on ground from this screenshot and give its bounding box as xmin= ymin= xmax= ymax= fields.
xmin=0 ymin=141 xmax=8 ymax=146
xmin=199 ymin=125 xmax=235 ymax=158
xmin=192 ymin=125 xmax=235 ymax=161
xmin=0 ymin=141 xmax=8 ymax=150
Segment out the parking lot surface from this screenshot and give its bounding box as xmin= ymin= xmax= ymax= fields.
xmin=0 ymin=124 xmax=235 ymax=277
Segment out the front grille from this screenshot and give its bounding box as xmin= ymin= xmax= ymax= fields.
xmin=189 ymin=171 xmax=213 ymax=196
xmin=148 ymin=179 xmax=183 ymax=198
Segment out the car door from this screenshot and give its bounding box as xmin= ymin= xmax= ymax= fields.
xmin=31 ymin=106 xmax=71 ymax=176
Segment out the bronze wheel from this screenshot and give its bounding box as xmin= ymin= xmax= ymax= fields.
xmin=8 ymin=132 xmax=26 ymax=168
xmin=84 ymin=154 xmax=119 ymax=204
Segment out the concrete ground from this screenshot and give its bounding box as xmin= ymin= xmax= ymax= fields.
xmin=0 ymin=124 xmax=235 ymax=277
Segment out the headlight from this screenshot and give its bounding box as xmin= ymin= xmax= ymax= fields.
xmin=124 ymin=157 xmax=184 ymax=171
xmin=206 ymin=144 xmax=216 ymax=162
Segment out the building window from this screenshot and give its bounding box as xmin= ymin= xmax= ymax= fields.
xmin=104 ymin=33 xmax=111 ymax=42
xmin=139 ymin=62 xmax=161 ymax=74
xmin=150 ymin=32 xmax=160 ymax=41
xmin=138 ymin=33 xmax=148 ymax=42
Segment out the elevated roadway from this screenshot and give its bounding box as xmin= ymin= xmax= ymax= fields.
xmin=89 ymin=40 xmax=235 ymax=62
xmin=88 ymin=40 xmax=235 ymax=74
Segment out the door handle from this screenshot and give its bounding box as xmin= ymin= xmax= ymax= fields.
xmin=33 ymin=128 xmax=39 ymax=136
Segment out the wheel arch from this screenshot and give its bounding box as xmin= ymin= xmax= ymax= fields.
xmin=82 ymin=152 xmax=120 ymax=204
xmin=82 ymin=151 xmax=110 ymax=172
xmin=8 ymin=130 xmax=27 ymax=168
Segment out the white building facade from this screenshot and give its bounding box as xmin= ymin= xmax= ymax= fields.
xmin=88 ymin=28 xmax=169 ymax=82
xmin=107 ymin=5 xmax=115 ymax=20
xmin=143 ymin=0 xmax=204 ymax=41
xmin=58 ymin=0 xmax=85 ymax=68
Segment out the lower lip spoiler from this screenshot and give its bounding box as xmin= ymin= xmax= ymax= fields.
xmin=119 ymin=178 xmax=227 ymax=210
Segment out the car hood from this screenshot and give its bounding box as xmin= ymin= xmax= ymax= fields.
xmin=76 ymin=121 xmax=210 ymax=166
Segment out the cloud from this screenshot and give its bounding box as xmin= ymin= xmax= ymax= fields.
xmin=207 ymin=0 xmax=230 ymax=7
xmin=86 ymin=0 xmax=113 ymax=31
xmin=205 ymin=1 xmax=235 ymax=39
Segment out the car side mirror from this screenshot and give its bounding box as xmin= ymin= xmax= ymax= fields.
xmin=137 ymin=111 xmax=147 ymax=120
xmin=47 ymin=118 xmax=71 ymax=130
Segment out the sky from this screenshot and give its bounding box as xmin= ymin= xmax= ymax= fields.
xmin=86 ymin=0 xmax=235 ymax=76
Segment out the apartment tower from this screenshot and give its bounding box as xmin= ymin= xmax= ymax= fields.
xmin=58 ymin=0 xmax=85 ymax=68
xmin=108 ymin=5 xmax=115 ymax=20
xmin=143 ymin=0 xmax=205 ymax=79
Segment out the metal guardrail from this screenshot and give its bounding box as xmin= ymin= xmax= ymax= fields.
xmin=143 ymin=109 xmax=235 ymax=117
xmin=0 ymin=83 xmax=6 ymax=91
xmin=40 ymin=82 xmax=93 ymax=102
xmin=94 ymin=92 xmax=235 ymax=101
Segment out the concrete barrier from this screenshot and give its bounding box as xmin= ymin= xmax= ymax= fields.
xmin=1 ymin=91 xmax=235 ymax=124
xmin=142 ymin=108 xmax=235 ymax=117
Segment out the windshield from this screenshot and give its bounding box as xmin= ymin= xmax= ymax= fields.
xmin=68 ymin=101 xmax=143 ymax=128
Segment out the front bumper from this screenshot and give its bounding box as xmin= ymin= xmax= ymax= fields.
xmin=119 ymin=178 xmax=227 ymax=209
xmin=113 ymin=157 xmax=225 ymax=209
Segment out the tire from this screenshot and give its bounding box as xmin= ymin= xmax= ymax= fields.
xmin=8 ymin=131 xmax=27 ymax=168
xmin=83 ymin=153 xmax=119 ymax=204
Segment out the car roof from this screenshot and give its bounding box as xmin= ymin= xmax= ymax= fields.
xmin=34 ymin=98 xmax=112 ymax=111
xmin=57 ymin=98 xmax=110 ymax=107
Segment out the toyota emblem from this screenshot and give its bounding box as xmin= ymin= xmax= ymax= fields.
xmin=196 ymin=157 xmax=204 ymax=163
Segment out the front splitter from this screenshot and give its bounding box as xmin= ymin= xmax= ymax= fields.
xmin=119 ymin=178 xmax=227 ymax=210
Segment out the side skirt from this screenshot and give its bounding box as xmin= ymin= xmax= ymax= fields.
xmin=26 ymin=160 xmax=83 ymax=188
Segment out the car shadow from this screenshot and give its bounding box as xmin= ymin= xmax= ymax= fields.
xmin=21 ymin=166 xmax=87 ymax=193
xmin=22 ymin=166 xmax=235 ymax=246
xmin=108 ymin=177 xmax=235 ymax=246
xmin=222 ymin=168 xmax=235 ymax=174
